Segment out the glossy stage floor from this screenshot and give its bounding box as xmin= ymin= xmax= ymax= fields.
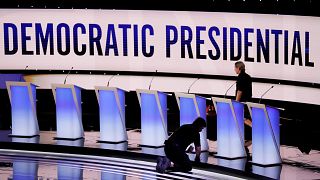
xmin=0 ymin=130 xmax=319 ymax=180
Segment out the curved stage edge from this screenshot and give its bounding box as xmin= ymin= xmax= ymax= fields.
xmin=0 ymin=142 xmax=272 ymax=180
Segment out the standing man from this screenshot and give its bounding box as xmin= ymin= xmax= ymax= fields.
xmin=234 ymin=61 xmax=252 ymax=155
xmin=156 ymin=117 xmax=206 ymax=173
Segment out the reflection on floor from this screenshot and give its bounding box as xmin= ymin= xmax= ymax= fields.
xmin=0 ymin=130 xmax=319 ymax=179
xmin=0 ymin=151 xmax=245 ymax=180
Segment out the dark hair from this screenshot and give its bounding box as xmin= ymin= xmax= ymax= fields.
xmin=192 ymin=117 xmax=206 ymax=129
xmin=235 ymin=61 xmax=245 ymax=72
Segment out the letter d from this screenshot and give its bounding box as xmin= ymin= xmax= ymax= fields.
xmin=4 ymin=23 xmax=18 ymax=55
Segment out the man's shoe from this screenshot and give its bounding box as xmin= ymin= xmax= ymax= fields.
xmin=163 ymin=157 xmax=171 ymax=170
xmin=156 ymin=156 xmax=171 ymax=173
xmin=156 ymin=157 xmax=164 ymax=173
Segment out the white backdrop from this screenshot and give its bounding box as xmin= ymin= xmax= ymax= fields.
xmin=0 ymin=9 xmax=319 ymax=84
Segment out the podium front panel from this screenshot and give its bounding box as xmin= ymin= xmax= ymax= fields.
xmin=97 ymin=87 xmax=127 ymax=142
xmin=250 ymin=105 xmax=281 ymax=165
xmin=139 ymin=90 xmax=167 ymax=147
xmin=180 ymin=97 xmax=197 ymax=125
xmin=7 ymin=82 xmax=39 ymax=137
xmin=55 ymin=85 xmax=83 ymax=139
xmin=213 ymin=98 xmax=246 ymax=159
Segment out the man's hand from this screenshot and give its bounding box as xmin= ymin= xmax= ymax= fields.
xmin=244 ymin=119 xmax=252 ymax=127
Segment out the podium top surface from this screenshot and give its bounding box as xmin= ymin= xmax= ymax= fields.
xmin=94 ymin=86 xmax=128 ymax=92
xmin=52 ymin=83 xmax=85 ymax=90
xmin=211 ymin=97 xmax=245 ymax=105
xmin=6 ymin=81 xmax=39 ymax=87
xmin=246 ymin=102 xmax=284 ymax=111
xmin=136 ymin=89 xmax=169 ymax=95
xmin=175 ymin=92 xmax=207 ymax=99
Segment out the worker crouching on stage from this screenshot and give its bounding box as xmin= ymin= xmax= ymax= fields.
xmin=156 ymin=117 xmax=206 ymax=173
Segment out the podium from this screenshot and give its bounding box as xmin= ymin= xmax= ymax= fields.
xmin=6 ymin=81 xmax=39 ymax=137
xmin=217 ymin=158 xmax=246 ymax=171
xmin=188 ymin=152 xmax=209 ymax=163
xmin=142 ymin=146 xmax=165 ymax=156
xmin=52 ymin=84 xmax=84 ymax=140
xmin=212 ymin=97 xmax=246 ymax=159
xmin=95 ymin=86 xmax=128 ymax=143
xmin=57 ymin=138 xmax=84 ymax=147
xmin=136 ymin=89 xmax=168 ymax=147
xmin=246 ymin=102 xmax=281 ymax=166
xmin=252 ymin=165 xmax=282 ymax=179
xmin=100 ymin=141 xmax=128 ymax=151
xmin=175 ymin=92 xmax=209 ymax=151
xmin=12 ymin=136 xmax=40 ymax=144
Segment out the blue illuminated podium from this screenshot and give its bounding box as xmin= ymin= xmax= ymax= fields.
xmin=212 ymin=97 xmax=246 ymax=159
xmin=175 ymin=92 xmax=209 ymax=151
xmin=52 ymin=84 xmax=84 ymax=140
xmin=252 ymin=165 xmax=282 ymax=179
xmin=136 ymin=89 xmax=168 ymax=147
xmin=95 ymin=86 xmax=128 ymax=143
xmin=6 ymin=81 xmax=39 ymax=137
xmin=188 ymin=152 xmax=209 ymax=163
xmin=246 ymin=102 xmax=281 ymax=166
xmin=217 ymin=158 xmax=246 ymax=171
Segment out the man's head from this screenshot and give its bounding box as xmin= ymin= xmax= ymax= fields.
xmin=234 ymin=61 xmax=245 ymax=74
xmin=192 ymin=117 xmax=206 ymax=132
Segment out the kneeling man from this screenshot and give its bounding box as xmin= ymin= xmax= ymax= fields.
xmin=156 ymin=117 xmax=206 ymax=173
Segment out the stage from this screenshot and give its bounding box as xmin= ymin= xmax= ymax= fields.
xmin=1 ymin=1 xmax=320 ymax=179
xmin=0 ymin=130 xmax=319 ymax=179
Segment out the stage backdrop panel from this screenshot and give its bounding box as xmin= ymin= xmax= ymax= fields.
xmin=0 ymin=9 xmax=319 ymax=85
